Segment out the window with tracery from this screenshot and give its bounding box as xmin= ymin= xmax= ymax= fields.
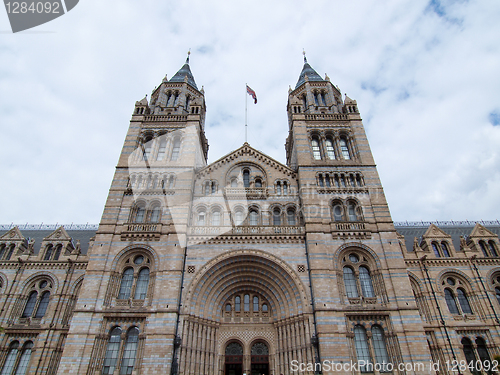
xmin=342 ymin=253 xmax=376 ymax=301
xmin=0 ymin=341 xmax=33 ymax=375
xmin=431 ymin=241 xmax=451 ymax=257
xmin=478 ymin=240 xmax=499 ymax=257
xmin=102 ymin=326 xmax=140 ymax=375
xmin=352 ymin=325 xmax=391 ymax=373
xmin=0 ymin=244 xmax=16 ymax=261
xmin=131 ymin=202 xmax=162 ymax=224
xmin=491 ymin=274 xmax=500 ymax=306
xmin=43 ymin=244 xmax=63 ymax=260
xmin=331 ymin=200 xmax=362 ymax=222
xmin=20 ymin=279 xmax=52 ymax=321
xmin=117 ymin=254 xmax=151 ymax=301
xmin=311 ymin=135 xmax=321 ymax=160
xmin=443 ymin=276 xmax=473 ymax=315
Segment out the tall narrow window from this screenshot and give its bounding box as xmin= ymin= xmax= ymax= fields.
xmin=302 ymin=95 xmax=307 ymax=109
xmin=120 ymin=328 xmax=140 ymax=375
xmin=157 ymin=139 xmax=167 ymax=160
xmin=168 ymin=175 xmax=175 ymax=189
xmin=253 ymin=296 xmax=259 ymax=312
xmin=211 ymin=182 xmax=216 ymax=194
xmin=461 ymin=338 xmax=477 ymax=367
xmin=333 ymin=203 xmax=343 ymax=221
xmin=371 ymin=326 xmax=390 ymax=370
xmin=143 ymin=141 xmax=152 ymax=161
xmin=488 ymin=241 xmax=498 ymax=257
xmin=432 ymin=242 xmax=441 ymax=257
xmin=235 ymin=209 xmax=244 ymax=226
xmin=14 ymin=341 xmax=33 ymax=375
xmin=479 ymin=241 xmax=489 ymax=257
xmin=197 ymin=210 xmax=206 ymax=226
xmin=134 ymin=268 xmax=150 ymax=300
xmin=255 ymin=178 xmax=262 ymax=188
xmin=249 ymin=209 xmax=258 ymax=226
xmin=311 ymin=137 xmax=321 ymax=160
xmin=5 ymin=244 xmax=15 ymax=260
xmin=0 ymin=244 xmax=5 ymax=260
xmin=231 ymin=178 xmax=238 ymax=187
xmin=314 ymin=92 xmax=319 ymax=106
xmin=44 ymin=245 xmax=53 ymax=260
xmin=150 ymin=206 xmax=161 ymax=223
xmin=205 ymin=181 xmax=210 ymax=195
xmin=102 ymin=327 xmax=122 ymax=375
xmin=118 ymin=268 xmax=134 ymax=299
xmin=475 ymin=338 xmax=491 ymax=366
xmin=321 ymin=92 xmax=327 ymax=106
xmin=359 ymin=266 xmax=375 ymax=298
xmin=34 ymin=291 xmax=50 ymax=318
xmin=325 ymin=138 xmax=335 ymax=159
xmin=283 ymin=182 xmax=288 ymax=195
xmin=22 ymin=292 xmax=38 ymax=318
xmin=244 ymin=294 xmax=250 ymax=311
xmin=325 ymin=174 xmax=331 ymax=187
xmin=273 ymin=208 xmax=281 ymax=226
xmin=1 ymin=342 xmax=19 ymax=375
xmin=318 ymin=175 xmax=324 ymax=187
xmin=276 ymin=181 xmax=282 ymax=195
xmin=235 ymin=296 xmax=241 ymax=312
xmin=212 ymin=210 xmax=221 ymax=226
xmin=243 ymin=170 xmax=250 ymax=188
xmin=171 ymin=138 xmax=181 ymax=161
xmin=444 ymin=289 xmax=459 ymax=314
xmin=441 ymin=242 xmax=451 ymax=257
xmin=457 ymin=288 xmax=472 ymax=314
xmin=340 ymin=137 xmax=351 ymax=160
xmin=287 ymin=209 xmax=296 ymax=225
xmin=135 ymin=207 xmax=145 ymax=223
xmin=347 ymin=202 xmax=358 ymax=221
xmin=354 ymin=326 xmax=372 ymax=372
xmin=343 ymin=267 xmax=358 ymax=298
xmin=53 ymin=245 xmax=62 ymax=260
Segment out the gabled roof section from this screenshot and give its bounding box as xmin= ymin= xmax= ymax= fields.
xmin=422 ymin=224 xmax=452 ymax=239
xmin=169 ymin=55 xmax=198 ymax=90
xmin=0 ymin=226 xmax=25 ymax=241
xmin=197 ymin=143 xmax=296 ymax=178
xmin=43 ymin=226 xmax=72 ymax=241
xmin=295 ymin=56 xmax=324 ymax=89
xmin=469 ymin=223 xmax=498 ymax=238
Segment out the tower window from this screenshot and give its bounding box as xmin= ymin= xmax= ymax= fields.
xmin=157 ymin=138 xmax=167 ymax=161
xmin=171 ymin=138 xmax=181 ymax=161
xmin=340 ymin=137 xmax=351 ymax=160
xmin=311 ymin=136 xmax=321 ymax=160
xmin=273 ymin=208 xmax=281 ymax=226
xmin=325 ymin=138 xmax=335 ymax=159
xmin=243 ymin=170 xmax=250 ymax=188
xmin=287 ymin=208 xmax=296 ymax=225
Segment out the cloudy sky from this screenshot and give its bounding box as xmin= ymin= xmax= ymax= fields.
xmin=1 ymin=0 xmax=499 ymax=225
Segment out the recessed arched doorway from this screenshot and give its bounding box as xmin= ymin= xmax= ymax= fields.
xmin=251 ymin=341 xmax=269 ymax=375
xmin=225 ymin=342 xmax=243 ymax=375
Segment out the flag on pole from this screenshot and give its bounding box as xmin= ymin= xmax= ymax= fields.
xmin=246 ymin=85 xmax=257 ymax=104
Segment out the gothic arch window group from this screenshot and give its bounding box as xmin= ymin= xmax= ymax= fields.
xmin=42 ymin=243 xmax=63 ymax=261
xmin=130 ymin=200 xmax=162 ymax=224
xmin=134 ymin=132 xmax=183 ymax=163
xmin=20 ymin=278 xmax=53 ymax=321
xmin=431 ymin=241 xmax=452 ymax=257
xmin=102 ymin=326 xmax=141 ymax=375
xmin=317 ymin=172 xmax=364 ymax=188
xmin=309 ymin=131 xmax=355 ymax=161
xmin=0 ymin=244 xmax=16 ymax=261
xmin=274 ymin=180 xmax=290 ymax=195
xmin=442 ymin=275 xmax=473 ymax=315
xmin=478 ymin=240 xmax=499 ymax=258
xmin=194 ymin=205 xmax=224 ymax=226
xmin=203 ymin=180 xmax=218 ymax=195
xmin=331 ymin=199 xmax=363 ymax=222
xmin=0 ymin=340 xmax=34 ymax=375
xmin=491 ymin=273 xmax=500 ymax=306
xmin=223 ymin=292 xmax=270 ymax=317
xmin=227 ymin=165 xmax=266 ymax=189
xmin=117 ymin=253 xmax=152 ymax=301
xmin=461 ymin=336 xmax=493 ymax=371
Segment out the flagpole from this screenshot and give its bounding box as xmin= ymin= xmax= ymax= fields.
xmin=245 ymin=83 xmax=248 ymax=143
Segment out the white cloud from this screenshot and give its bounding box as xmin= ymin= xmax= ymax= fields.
xmin=0 ymin=0 xmax=499 ymax=224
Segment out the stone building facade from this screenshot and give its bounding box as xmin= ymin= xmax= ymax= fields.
xmin=0 ymin=57 xmax=499 ymax=375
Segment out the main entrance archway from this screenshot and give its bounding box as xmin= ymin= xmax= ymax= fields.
xmin=225 ymin=342 xmax=243 ymax=375
xmin=251 ymin=342 xmax=269 ymax=375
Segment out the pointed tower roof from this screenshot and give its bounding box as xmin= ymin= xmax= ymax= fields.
xmin=169 ymin=53 xmax=198 ymax=90
xmin=295 ymin=55 xmax=324 ymax=89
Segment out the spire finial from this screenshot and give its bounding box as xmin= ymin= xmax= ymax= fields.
xmin=303 ymin=49 xmax=307 ymax=63
xmin=186 ymin=48 xmax=191 ymax=63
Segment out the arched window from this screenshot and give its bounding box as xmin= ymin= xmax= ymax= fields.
xmin=262 ymin=304 xmax=268 ymax=312
xmin=118 ymin=268 xmax=134 ymax=299
xmin=253 ymin=296 xmax=259 ymax=312
xmin=287 ymin=208 xmax=296 ymax=226
xmin=371 ymin=326 xmax=390 ymax=371
xmin=444 ymin=288 xmax=459 ymax=314
xmin=461 ymin=337 xmax=477 ymax=367
xmin=276 ymin=181 xmax=282 ymax=194
xmin=475 ymin=337 xmax=492 ymax=366
xmin=234 ymin=209 xmax=244 ymax=226
xmin=441 ymin=242 xmax=451 ymax=257
xmin=103 ymin=327 xmax=122 ymax=375
xmin=157 ymin=138 xmax=167 ymax=161
xmin=488 ymin=241 xmax=498 ymax=257
xmin=456 ymin=288 xmax=472 ymax=314
xmin=432 ymin=242 xmax=441 ymax=257
xmin=34 ymin=291 xmax=50 ymax=318
xmin=22 ymin=291 xmax=38 ymax=318
xmin=353 ymin=326 xmax=372 ymax=372
xmin=120 ymin=327 xmax=140 ymax=375
xmin=340 ymin=137 xmax=351 ymax=160
xmin=325 ymin=138 xmax=335 ymax=159
xmin=318 ymin=175 xmax=324 ymax=187
xmin=150 ymin=206 xmax=161 ymax=223
xmin=53 ymin=245 xmax=62 ymax=260
xmin=134 ymin=207 xmax=146 ymax=223
xmin=347 ymin=201 xmax=358 ymax=221
xmin=205 ymin=181 xmax=210 ymax=195
xmin=332 ymin=202 xmax=343 ymax=221
xmin=225 ymin=304 xmax=231 ymax=312
xmin=244 ymin=294 xmax=250 ymax=311
xmin=143 ymin=139 xmax=152 ymax=161
xmin=212 ymin=209 xmax=221 ymax=226
xmin=273 ymin=208 xmax=281 ymax=226
xmin=235 ymin=296 xmax=241 ymax=312
xmin=197 ymin=209 xmax=206 ymax=226
xmin=134 ymin=268 xmax=149 ymax=300
xmin=283 ymin=181 xmax=288 ymax=195
xmin=14 ymin=341 xmax=33 ymax=375
xmin=0 ymin=244 xmax=5 ymax=260
xmin=168 ymin=175 xmax=175 ymax=189
xmin=359 ymin=266 xmax=375 ymax=298
xmin=255 ymin=178 xmax=262 ymax=188
xmin=249 ymin=208 xmax=259 ymax=226
xmin=243 ymin=170 xmax=250 ymax=188
xmin=171 ymin=138 xmax=181 ymax=161
xmin=1 ymin=341 xmax=19 ymax=375
xmin=343 ymin=267 xmax=358 ymax=298
xmin=311 ymin=136 xmax=321 ymax=160
xmin=6 ymin=244 xmax=15 ymax=260
xmin=44 ymin=244 xmax=53 ymax=260
xmin=479 ymin=241 xmax=489 ymax=257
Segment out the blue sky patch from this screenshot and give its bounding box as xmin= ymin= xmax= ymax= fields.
xmin=489 ymin=111 xmax=500 ymax=126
